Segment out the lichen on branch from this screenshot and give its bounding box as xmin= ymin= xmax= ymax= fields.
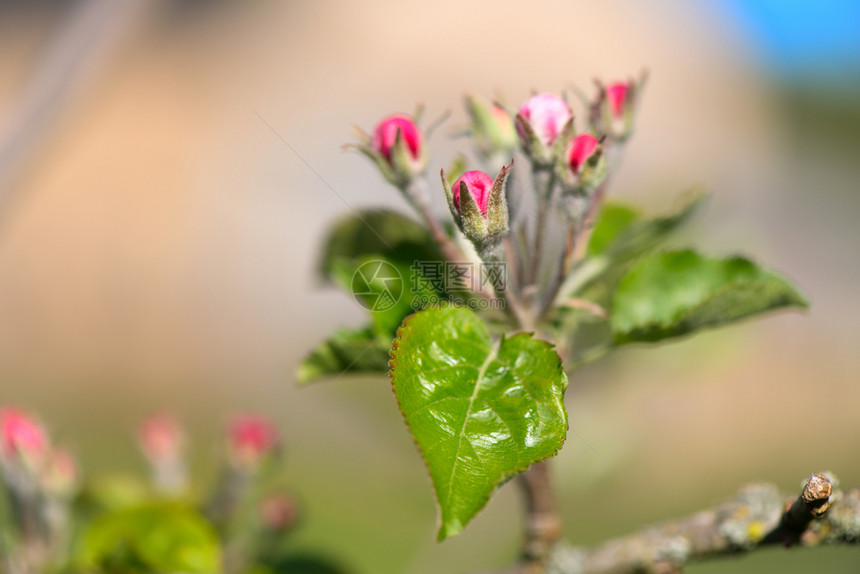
xmin=533 ymin=472 xmax=859 ymax=574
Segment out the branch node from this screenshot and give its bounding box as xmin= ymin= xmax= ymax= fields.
xmin=781 ymin=472 xmax=835 ymax=537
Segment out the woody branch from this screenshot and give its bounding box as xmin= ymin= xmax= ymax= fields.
xmin=496 ymin=471 xmax=860 ymax=574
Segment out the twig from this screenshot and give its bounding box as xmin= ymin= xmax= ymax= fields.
xmin=526 ymin=167 xmax=555 ymax=288
xmin=483 ymin=247 xmax=531 ymax=330
xmin=517 ymin=461 xmax=562 ymax=570
xmin=570 ymin=138 xmax=630 ymax=265
xmin=503 ymin=236 xmax=521 ymax=294
xmin=536 ymin=222 xmax=577 ymax=320
xmin=525 ymin=472 xmax=859 ymax=574
xmin=571 ymin=185 xmax=606 ymax=263
xmin=536 ymin=165 xmax=614 ymax=322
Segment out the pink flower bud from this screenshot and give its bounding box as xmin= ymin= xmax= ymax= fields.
xmin=490 ymin=105 xmax=512 ymax=130
xmin=606 ymin=82 xmax=631 ymax=117
xmin=517 ymin=93 xmax=572 ymax=148
xmin=371 ymin=114 xmax=422 ymax=163
xmin=567 ymin=134 xmax=600 ymax=174
xmin=0 ymin=408 xmax=47 ymax=463
xmin=138 ymin=414 xmax=184 ymax=464
xmin=451 ymin=171 xmax=494 ymax=215
xmin=228 ymin=414 xmax=279 ymax=470
xmin=259 ymin=493 xmax=299 ymax=532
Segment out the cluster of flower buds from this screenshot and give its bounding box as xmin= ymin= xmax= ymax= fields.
xmin=512 ymin=91 xmax=613 ymax=220
xmin=351 ymin=113 xmax=426 ymax=189
xmin=137 ymin=413 xmax=187 ymax=494
xmin=259 ymin=492 xmax=300 ymax=533
xmin=589 ymin=74 xmax=646 ymax=142
xmin=0 ymin=407 xmax=79 ymax=568
xmin=1 ymin=407 xmax=48 ymax=473
xmin=441 ymin=163 xmax=512 ymax=257
xmin=352 ymin=75 xmax=642 ymax=266
xmin=0 ymin=408 xmax=78 ymax=495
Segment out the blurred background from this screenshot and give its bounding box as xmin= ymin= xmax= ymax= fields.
xmin=0 ymin=0 xmax=858 ymax=572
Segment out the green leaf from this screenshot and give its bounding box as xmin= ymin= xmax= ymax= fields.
xmin=565 ymin=192 xmax=706 ymax=298
xmin=78 ymin=503 xmax=221 ymax=573
xmin=331 ymin=255 xmax=443 ymax=338
xmin=258 ymin=554 xmax=349 ymax=574
xmin=79 ymin=473 xmax=152 ymax=512
xmin=611 ymin=250 xmax=809 ymax=344
xmin=301 ymin=248 xmax=451 ymax=384
xmin=390 ymin=305 xmax=568 ymax=540
xmin=597 ymin=191 xmax=705 ymax=263
xmin=298 ymin=327 xmax=391 ymax=384
xmin=318 ymin=209 xmax=439 ymax=282
xmin=587 ymin=203 xmax=640 ymax=257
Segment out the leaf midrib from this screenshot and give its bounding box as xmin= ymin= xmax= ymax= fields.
xmin=444 ymin=339 xmax=499 ymax=510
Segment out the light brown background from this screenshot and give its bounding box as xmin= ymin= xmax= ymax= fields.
xmin=0 ymin=2 xmax=858 ymax=572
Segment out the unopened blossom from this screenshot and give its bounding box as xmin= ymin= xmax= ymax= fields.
xmin=517 ymin=93 xmax=572 ymax=148
xmin=372 ymin=114 xmax=422 ymax=164
xmin=228 ymin=414 xmax=279 ymax=470
xmin=451 ymin=171 xmax=494 ymax=215
xmin=138 ymin=413 xmax=184 ymax=464
xmin=442 ymin=162 xmax=513 ymax=256
xmin=567 ymin=134 xmax=600 ymax=174
xmin=0 ymin=408 xmax=48 ymax=467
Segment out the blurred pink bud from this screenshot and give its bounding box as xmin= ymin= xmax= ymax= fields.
xmin=0 ymin=408 xmax=47 ymax=463
xmin=517 ymin=93 xmax=572 ymax=147
xmin=228 ymin=415 xmax=279 ymax=469
xmin=490 ymin=105 xmax=512 ymax=129
xmin=259 ymin=493 xmax=299 ymax=532
xmin=42 ymin=448 xmax=78 ymax=496
xmin=567 ymin=134 xmax=600 ymax=174
xmin=138 ymin=414 xmax=184 ymax=463
xmin=371 ymin=114 xmax=422 ymax=163
xmin=606 ymin=82 xmax=631 ymax=117
xmin=451 ymin=171 xmax=494 ymax=215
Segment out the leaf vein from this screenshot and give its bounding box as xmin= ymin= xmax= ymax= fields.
xmin=444 ymin=341 xmax=499 ymax=511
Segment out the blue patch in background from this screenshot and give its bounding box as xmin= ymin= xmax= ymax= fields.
xmin=718 ymin=0 xmax=860 ymax=80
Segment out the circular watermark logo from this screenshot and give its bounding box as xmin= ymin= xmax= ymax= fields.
xmin=351 ymin=260 xmax=403 ymax=312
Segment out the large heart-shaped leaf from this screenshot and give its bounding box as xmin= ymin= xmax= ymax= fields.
xmin=611 ymin=250 xmax=808 ymax=344
xmin=390 ymin=305 xmax=568 ymax=540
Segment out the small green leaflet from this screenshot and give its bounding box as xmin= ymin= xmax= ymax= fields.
xmin=390 ymin=305 xmax=568 ymax=540
xmin=298 ymin=327 xmax=391 ymax=384
xmin=317 ymin=209 xmax=438 ymax=282
xmin=561 ymin=192 xmax=706 ymax=300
